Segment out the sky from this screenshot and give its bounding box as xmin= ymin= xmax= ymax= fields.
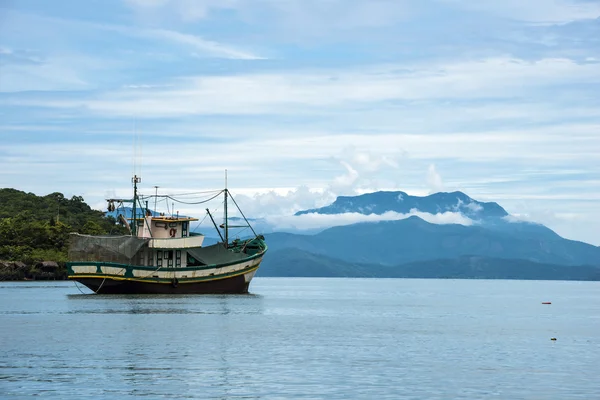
xmin=1 ymin=0 xmax=599 ymax=244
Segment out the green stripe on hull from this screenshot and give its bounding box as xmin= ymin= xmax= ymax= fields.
xmin=69 ymin=263 xmax=260 ymax=285
xmin=66 ymin=248 xmax=266 ymax=272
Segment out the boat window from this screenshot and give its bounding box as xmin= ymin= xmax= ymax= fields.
xmin=169 ymin=222 xmax=178 ymax=228
xmin=182 ymin=222 xmax=188 ymax=237
xmin=167 ymin=250 xmax=174 ymax=267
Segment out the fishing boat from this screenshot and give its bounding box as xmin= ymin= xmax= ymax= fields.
xmin=66 ymin=175 xmax=267 ymax=294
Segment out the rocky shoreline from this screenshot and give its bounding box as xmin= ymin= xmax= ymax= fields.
xmin=0 ymin=261 xmax=67 ymax=281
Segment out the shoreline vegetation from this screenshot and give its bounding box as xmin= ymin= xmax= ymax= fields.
xmin=0 ymin=260 xmax=66 ymax=281
xmin=0 ymin=188 xmax=128 ymax=281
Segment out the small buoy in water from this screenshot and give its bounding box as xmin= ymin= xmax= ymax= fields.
xmin=550 ymin=337 xmax=557 ymax=341
xmin=542 ymin=302 xmax=551 ymax=304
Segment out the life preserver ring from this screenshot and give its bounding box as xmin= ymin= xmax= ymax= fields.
xmin=169 ymin=228 xmax=177 ymax=237
xmin=171 ymin=278 xmax=179 ymax=288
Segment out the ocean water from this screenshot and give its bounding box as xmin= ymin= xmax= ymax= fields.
xmin=0 ymin=278 xmax=599 ymax=399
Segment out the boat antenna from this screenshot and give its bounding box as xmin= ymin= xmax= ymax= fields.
xmin=132 ymin=175 xmax=141 ymax=236
xmin=224 ymin=169 xmax=228 ymax=248
xmin=154 ymin=186 xmax=159 ymax=215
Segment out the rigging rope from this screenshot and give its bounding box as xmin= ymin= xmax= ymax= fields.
xmin=73 ymin=280 xmax=87 ymax=294
xmin=139 ymin=190 xmax=222 ymax=201
xmin=95 ymin=277 xmax=107 ymax=294
xmin=162 ymin=190 xmax=223 ymax=197
xmin=164 ymin=190 xmax=224 ymax=205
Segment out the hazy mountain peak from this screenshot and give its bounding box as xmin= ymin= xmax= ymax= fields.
xmin=295 ymin=190 xmax=508 ymax=219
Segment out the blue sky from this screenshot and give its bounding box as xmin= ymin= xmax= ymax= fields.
xmin=1 ymin=0 xmax=599 ymax=244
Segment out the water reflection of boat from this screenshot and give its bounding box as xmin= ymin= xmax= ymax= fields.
xmin=67 ymin=174 xmax=267 ymax=294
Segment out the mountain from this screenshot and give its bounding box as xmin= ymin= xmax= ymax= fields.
xmin=265 ymin=216 xmax=600 ymax=267
xmin=292 ymin=189 xmax=566 ymax=242
xmin=296 ymin=191 xmax=508 ymax=219
xmin=258 ymin=249 xmax=600 ymax=281
xmin=257 ymin=248 xmax=380 ymax=277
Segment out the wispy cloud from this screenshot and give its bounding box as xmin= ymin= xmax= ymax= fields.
xmin=123 ymin=0 xmax=411 ymax=28
xmin=124 ymin=0 xmax=240 ymax=22
xmin=444 ymin=0 xmax=600 ymax=24
xmin=427 ymin=164 xmax=445 ymax=194
xmin=6 ymin=57 xmax=599 ymax=112
xmin=108 ymin=25 xmax=265 ymax=60
xmin=264 ymin=210 xmax=475 ymax=231
xmin=0 ymin=8 xmax=263 ymax=91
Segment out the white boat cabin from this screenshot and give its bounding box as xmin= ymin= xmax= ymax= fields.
xmin=135 ymin=215 xmax=199 ymax=240
xmin=133 ymin=215 xmax=207 ymax=268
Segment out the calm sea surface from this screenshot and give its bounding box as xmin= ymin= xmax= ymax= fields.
xmin=1 ymin=278 xmax=599 ymax=399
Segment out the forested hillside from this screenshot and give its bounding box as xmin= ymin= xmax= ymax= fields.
xmin=0 ymin=188 xmax=127 ymax=264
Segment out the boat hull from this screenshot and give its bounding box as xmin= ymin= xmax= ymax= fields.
xmin=67 ymin=248 xmax=265 ymax=294
xmin=72 ymin=271 xmax=253 ymax=294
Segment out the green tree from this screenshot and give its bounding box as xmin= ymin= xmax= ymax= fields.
xmin=0 ymin=188 xmax=129 ymax=264
xmin=81 ymin=221 xmax=105 ymax=235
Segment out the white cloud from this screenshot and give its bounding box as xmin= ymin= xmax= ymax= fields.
xmin=10 ymin=56 xmax=598 ymax=113
xmin=124 ymin=0 xmax=240 ymax=22
xmin=232 ymin=187 xmax=335 ymax=218
xmin=123 ymin=0 xmax=410 ymax=29
xmin=128 ymin=27 xmax=264 ymax=60
xmin=331 ymin=161 xmax=360 ymax=194
xmin=265 ymin=209 xmax=475 ymax=231
xmin=462 ymin=201 xmax=483 ymax=213
xmin=444 ymin=0 xmax=600 ymax=24
xmin=427 ymin=164 xmax=445 ymax=193
xmin=503 ymin=209 xmax=587 ymax=228
xmin=0 ymin=9 xmax=263 ymax=92
xmin=2 ymin=124 xmax=598 ymax=196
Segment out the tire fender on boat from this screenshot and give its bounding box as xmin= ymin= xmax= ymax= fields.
xmin=169 ymin=228 xmax=177 ymax=237
xmin=171 ymin=278 xmax=179 ymax=288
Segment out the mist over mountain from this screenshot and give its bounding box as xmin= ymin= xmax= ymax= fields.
xmin=295 ymin=191 xmax=508 ymax=219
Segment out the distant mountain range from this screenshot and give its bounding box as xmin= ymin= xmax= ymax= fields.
xmin=257 ymin=249 xmax=600 ymax=281
xmin=265 ymin=190 xmax=600 ymax=280
xmin=264 ymin=215 xmax=600 ymax=266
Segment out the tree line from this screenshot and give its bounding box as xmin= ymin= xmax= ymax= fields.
xmin=0 ymin=188 xmax=128 ymax=266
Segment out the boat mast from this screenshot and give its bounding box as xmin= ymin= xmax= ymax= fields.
xmin=132 ymin=175 xmax=141 ymax=236
xmin=224 ymin=169 xmax=228 ymax=248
